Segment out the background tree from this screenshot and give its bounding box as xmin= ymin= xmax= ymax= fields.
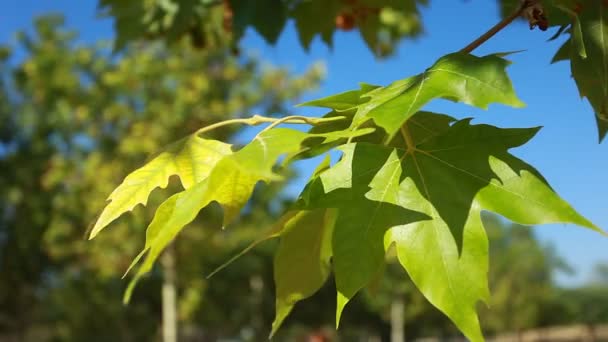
xmin=479 ymin=214 xmax=572 ymax=334
xmin=0 ymin=15 xmax=322 ymax=341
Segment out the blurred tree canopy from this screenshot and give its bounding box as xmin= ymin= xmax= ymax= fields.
xmin=479 ymin=214 xmax=572 ymax=334
xmin=0 ymin=15 xmax=322 ymax=340
xmin=98 ymin=0 xmax=427 ymax=57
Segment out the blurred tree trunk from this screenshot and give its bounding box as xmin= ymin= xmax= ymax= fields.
xmin=161 ymin=244 xmax=177 ymax=342
xmin=391 ymin=293 xmax=405 ymax=342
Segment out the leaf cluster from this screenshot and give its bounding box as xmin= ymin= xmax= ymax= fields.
xmin=501 ymin=0 xmax=608 ymax=141
xmin=98 ymin=0 xmax=426 ymax=57
xmin=92 ymin=50 xmax=604 ymax=341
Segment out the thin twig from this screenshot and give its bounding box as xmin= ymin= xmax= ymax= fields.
xmin=195 ymin=114 xmax=346 ymax=136
xmin=460 ymin=1 xmax=532 ymax=54
xmin=256 ymin=115 xmax=317 ymax=135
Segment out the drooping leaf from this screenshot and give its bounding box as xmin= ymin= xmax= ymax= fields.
xmin=206 ymin=155 xmax=334 ymax=280
xmin=122 ymin=127 xmax=375 ymax=300
xmin=271 ymin=209 xmax=337 ymax=337
xmin=89 ymin=135 xmax=232 ymax=239
xmin=206 ymin=154 xmax=334 ymax=280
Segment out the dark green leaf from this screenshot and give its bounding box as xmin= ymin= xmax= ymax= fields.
xmin=295 ymin=143 xmax=429 ymax=325
xmin=569 ymin=0 xmax=608 ymax=141
xmin=231 ymin=0 xmax=287 ymax=44
xmin=271 ymin=209 xmax=336 ymax=337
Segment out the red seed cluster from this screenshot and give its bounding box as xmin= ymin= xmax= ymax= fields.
xmin=335 ymin=0 xmax=381 ymax=31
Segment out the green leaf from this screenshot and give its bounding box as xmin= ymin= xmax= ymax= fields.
xmin=391 ymin=110 xmax=456 ymax=146
xmin=298 ymin=89 xmax=367 ymax=111
xmin=291 ymin=0 xmax=341 ymax=49
xmin=98 ymin=0 xmax=149 ymax=51
xmin=352 ymin=53 xmax=525 ymax=138
xmin=123 ymin=127 xmax=375 ymax=300
xmin=206 ymin=155 xmax=333 ymax=280
xmin=385 ymin=112 xmax=602 ymax=341
xmin=551 ymin=39 xmax=571 ymax=63
xmin=295 ymin=143 xmax=429 ymax=326
xmin=402 ymin=116 xmax=542 ymax=251
xmin=99 ymin=0 xmax=222 ymax=51
xmin=89 ymin=135 xmax=232 ymax=239
xmin=385 ymin=186 xmax=490 ymax=342
xmin=476 ymin=156 xmax=602 ymax=232
xmin=569 ymin=0 xmax=608 ymax=141
xmin=231 ymin=0 xmax=287 ymax=44
xmin=271 ymin=209 xmax=336 ymax=337
xmin=572 ymin=13 xmax=588 ymax=58
xmin=288 ymin=112 xmax=601 ymax=340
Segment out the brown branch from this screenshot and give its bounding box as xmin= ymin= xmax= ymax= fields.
xmin=460 ymin=1 xmax=535 ymax=54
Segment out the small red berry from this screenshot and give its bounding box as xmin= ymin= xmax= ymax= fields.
xmin=335 ymin=13 xmax=356 ymax=31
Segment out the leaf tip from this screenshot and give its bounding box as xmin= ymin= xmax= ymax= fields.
xmin=88 ymin=222 xmax=104 ymax=240
xmin=335 ymin=292 xmax=349 ymax=329
xmin=270 ymin=301 xmax=294 ymax=339
xmin=513 ymin=99 xmax=526 ymax=108
xmin=122 ymin=279 xmax=137 ymax=305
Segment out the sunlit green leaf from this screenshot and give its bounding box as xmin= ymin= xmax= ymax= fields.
xmin=389 ymin=112 xmax=601 ymax=341
xmin=386 ymin=184 xmax=490 ymax=342
xmin=352 ymin=53 xmax=524 ymax=137
xmin=90 ymin=135 xmax=232 ymax=239
xmin=283 ymin=112 xmax=601 ymax=340
xmin=298 ymin=88 xmax=368 ymax=111
xmin=122 ymin=127 xmax=375 ymax=299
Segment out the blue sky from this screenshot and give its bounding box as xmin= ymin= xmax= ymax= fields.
xmin=3 ymin=1 xmax=607 ymax=286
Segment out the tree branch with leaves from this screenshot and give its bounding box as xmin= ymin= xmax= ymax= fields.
xmin=90 ymin=1 xmax=608 ymax=341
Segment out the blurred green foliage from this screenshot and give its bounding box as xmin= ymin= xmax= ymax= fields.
xmin=98 ymin=0 xmax=427 ymax=57
xmin=0 ymin=14 xmax=322 ymax=341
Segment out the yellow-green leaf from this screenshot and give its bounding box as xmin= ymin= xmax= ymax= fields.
xmin=89 ymin=135 xmax=232 ymax=239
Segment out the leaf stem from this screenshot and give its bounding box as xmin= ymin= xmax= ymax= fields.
xmin=460 ymin=0 xmax=532 ymax=54
xmin=400 ymin=123 xmax=417 ymax=154
xmin=195 ymin=114 xmax=346 ymax=136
